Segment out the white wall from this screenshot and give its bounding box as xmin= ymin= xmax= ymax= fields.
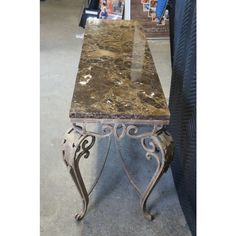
xmin=124 ymin=0 xmax=130 ymax=20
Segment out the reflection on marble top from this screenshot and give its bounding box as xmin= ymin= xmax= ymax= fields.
xmin=70 ymin=19 xmax=170 ymax=122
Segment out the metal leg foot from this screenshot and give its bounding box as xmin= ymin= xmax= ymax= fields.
xmin=62 ymin=128 xmax=96 ymax=220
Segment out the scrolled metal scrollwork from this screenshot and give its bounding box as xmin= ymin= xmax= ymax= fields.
xmin=75 ymin=135 xmax=95 ymax=160
xmin=62 ymin=128 xmax=96 ymax=220
xmin=127 ymin=124 xmax=160 ymax=139
xmin=63 ymin=123 xmax=174 ymax=221
xmin=140 ymin=135 xmax=165 ymax=220
xmin=73 ymin=123 xmax=113 ymax=138
xmin=73 ymin=123 xmax=162 ymax=140
xmin=113 ymin=123 xmax=126 ymax=140
xmin=140 ymin=129 xmax=174 ymax=220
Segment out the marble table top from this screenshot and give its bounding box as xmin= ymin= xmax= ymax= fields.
xmin=70 ymin=19 xmax=170 ymax=124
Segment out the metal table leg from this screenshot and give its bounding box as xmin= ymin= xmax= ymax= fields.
xmin=115 ymin=126 xmax=174 ymax=220
xmin=62 ymin=127 xmax=112 ymax=220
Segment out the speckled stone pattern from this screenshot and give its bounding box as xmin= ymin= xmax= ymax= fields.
xmin=70 ymin=19 xmax=169 ymax=121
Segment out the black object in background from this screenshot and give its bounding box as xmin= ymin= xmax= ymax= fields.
xmin=168 ymin=0 xmax=196 ymax=235
xmin=79 ymin=8 xmax=100 ymax=28
xmin=88 ymin=0 xmax=100 ymax=9
xmin=79 ymin=0 xmax=100 ymax=28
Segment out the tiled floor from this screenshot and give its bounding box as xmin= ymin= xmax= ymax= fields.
xmin=40 ymin=0 xmax=191 ymax=235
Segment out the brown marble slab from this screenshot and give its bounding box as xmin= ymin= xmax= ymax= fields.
xmin=70 ymin=19 xmax=169 ymax=122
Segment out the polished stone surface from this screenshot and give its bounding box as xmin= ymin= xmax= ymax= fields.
xmin=70 ymin=19 xmax=169 ymax=121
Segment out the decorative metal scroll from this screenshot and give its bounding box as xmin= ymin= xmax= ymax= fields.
xmin=63 ymin=123 xmax=174 ymax=220
xmin=72 ymin=123 xmax=162 ymax=140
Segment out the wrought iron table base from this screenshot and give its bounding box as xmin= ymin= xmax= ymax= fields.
xmin=62 ymin=123 xmax=174 ymax=221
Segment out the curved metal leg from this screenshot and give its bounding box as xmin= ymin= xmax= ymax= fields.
xmin=62 ymin=128 xmax=95 ymax=220
xmin=140 ymin=130 xmax=174 ymax=220
xmin=113 ymin=125 xmax=174 ymax=220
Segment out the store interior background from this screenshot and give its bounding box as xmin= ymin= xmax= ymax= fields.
xmin=41 ymin=0 xmax=196 ymax=235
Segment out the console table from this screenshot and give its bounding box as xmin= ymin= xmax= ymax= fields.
xmin=62 ymin=19 xmax=174 ymax=221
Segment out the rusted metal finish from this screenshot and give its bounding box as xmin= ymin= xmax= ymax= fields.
xmin=62 ymin=124 xmax=174 ymax=221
